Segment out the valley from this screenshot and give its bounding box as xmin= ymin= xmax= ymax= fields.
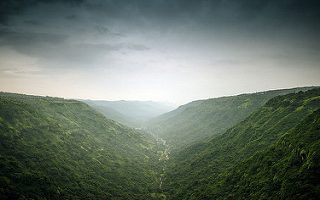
xmin=1 ymin=87 xmax=319 ymax=199
xmin=156 ymin=136 xmax=170 ymax=200
xmin=1 ymin=1 xmax=319 ymax=199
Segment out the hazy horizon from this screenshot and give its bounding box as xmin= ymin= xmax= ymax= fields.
xmin=1 ymin=85 xmax=318 ymax=107
xmin=1 ymin=0 xmax=319 ymax=104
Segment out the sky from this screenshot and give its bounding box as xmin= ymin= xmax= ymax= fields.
xmin=0 ymin=0 xmax=319 ymax=104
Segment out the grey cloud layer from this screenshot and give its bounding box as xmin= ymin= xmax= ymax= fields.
xmin=0 ymin=0 xmax=319 ymax=102
xmin=1 ymin=0 xmax=319 ymax=67
xmin=2 ymin=1 xmax=319 ymax=28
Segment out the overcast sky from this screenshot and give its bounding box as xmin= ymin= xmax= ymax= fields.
xmin=0 ymin=0 xmax=319 ymax=104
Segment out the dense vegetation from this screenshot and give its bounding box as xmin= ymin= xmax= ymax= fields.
xmin=0 ymin=93 xmax=164 ymax=200
xmin=1 ymin=88 xmax=319 ymax=200
xmin=162 ymin=89 xmax=320 ymax=199
xmin=214 ymin=108 xmax=320 ymax=199
xmin=148 ymin=87 xmax=315 ymax=150
xmin=83 ymin=100 xmax=174 ymax=128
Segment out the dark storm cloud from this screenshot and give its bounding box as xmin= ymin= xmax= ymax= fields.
xmin=94 ymin=25 xmax=124 ymax=37
xmin=0 ymin=28 xmax=148 ymax=53
xmin=1 ymin=0 xmax=319 ymax=25
xmin=23 ymin=20 xmax=42 ymax=26
xmin=0 ymin=0 xmax=84 ymax=24
xmin=65 ymin=14 xmax=78 ymax=21
xmin=95 ymin=25 xmax=109 ymax=34
xmin=77 ymin=0 xmax=320 ymax=28
xmin=0 ymin=0 xmax=319 ymax=56
xmin=0 ymin=28 xmax=149 ymax=71
xmin=1 ymin=0 xmax=319 ymax=39
xmin=0 ymin=29 xmax=67 ymax=46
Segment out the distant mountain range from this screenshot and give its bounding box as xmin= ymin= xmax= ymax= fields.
xmin=82 ymin=100 xmax=175 ymax=127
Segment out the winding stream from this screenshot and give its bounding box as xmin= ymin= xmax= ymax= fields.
xmin=141 ymin=128 xmax=170 ymax=199
xmin=157 ymin=137 xmax=170 ymax=190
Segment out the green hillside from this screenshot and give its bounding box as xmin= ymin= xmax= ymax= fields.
xmin=0 ymin=93 xmax=163 ymax=200
xmin=213 ymin=108 xmax=320 ymax=200
xmin=162 ymin=89 xmax=320 ymax=199
xmin=1 ymin=88 xmax=319 ymax=200
xmin=148 ymin=87 xmax=315 ymax=150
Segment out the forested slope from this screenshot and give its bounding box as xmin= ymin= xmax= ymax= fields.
xmin=149 ymin=87 xmax=315 ymax=149
xmin=163 ymin=89 xmax=320 ymax=199
xmin=214 ymin=108 xmax=320 ymax=199
xmin=1 ymin=88 xmax=319 ymax=200
xmin=0 ymin=93 xmax=162 ymax=200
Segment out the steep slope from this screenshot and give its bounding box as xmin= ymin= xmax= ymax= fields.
xmin=213 ymin=108 xmax=320 ymax=200
xmin=148 ymin=87 xmax=315 ymax=150
xmin=83 ymin=100 xmax=175 ymax=127
xmin=163 ymin=89 xmax=320 ymax=199
xmin=0 ymin=93 xmax=163 ymax=200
